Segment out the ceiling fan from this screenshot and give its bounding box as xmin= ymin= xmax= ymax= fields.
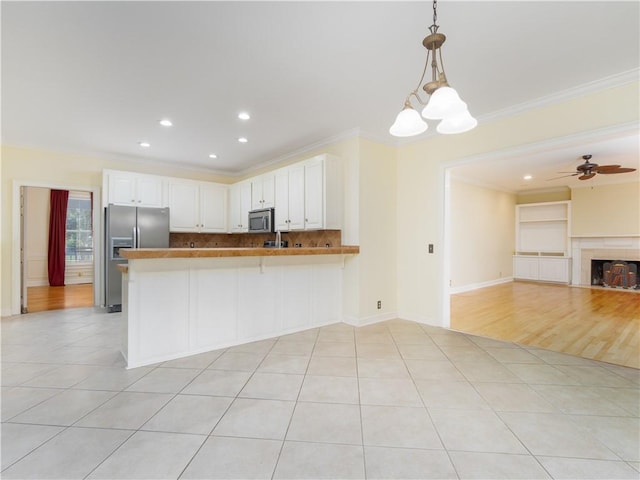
xmin=551 ymin=154 xmax=637 ymax=181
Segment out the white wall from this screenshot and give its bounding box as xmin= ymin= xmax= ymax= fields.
xmin=449 ymin=179 xmax=515 ymax=291
xmin=571 ymin=182 xmax=640 ymax=236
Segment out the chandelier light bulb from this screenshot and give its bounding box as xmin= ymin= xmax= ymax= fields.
xmin=422 ymin=86 xmax=467 ymax=120
xmin=436 ymin=109 xmax=478 ymax=134
xmin=389 ymin=106 xmax=428 ymax=137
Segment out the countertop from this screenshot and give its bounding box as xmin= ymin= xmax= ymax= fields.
xmin=120 ymin=246 xmax=360 ymax=259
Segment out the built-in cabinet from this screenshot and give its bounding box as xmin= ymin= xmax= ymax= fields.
xmin=105 ymin=170 xmax=165 ymax=208
xmin=103 ymin=152 xmax=343 ymax=237
xmin=228 ymin=181 xmax=252 ymax=233
xmin=251 ymin=173 xmax=275 ymax=210
xmin=513 ymin=201 xmax=572 ymax=283
xmin=274 ymin=154 xmax=342 ymax=232
xmin=168 ymin=180 xmax=227 ymax=233
xmin=274 ymin=164 xmax=305 ymax=231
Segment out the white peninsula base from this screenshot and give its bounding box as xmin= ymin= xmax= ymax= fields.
xmin=121 ymin=254 xmax=353 ymax=368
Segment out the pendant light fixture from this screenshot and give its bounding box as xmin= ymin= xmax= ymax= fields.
xmin=390 ymin=0 xmax=477 ymax=137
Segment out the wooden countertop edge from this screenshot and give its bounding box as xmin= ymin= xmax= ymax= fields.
xmin=120 ymin=246 xmax=360 ymax=259
xmin=117 ymin=264 xmax=129 ymax=273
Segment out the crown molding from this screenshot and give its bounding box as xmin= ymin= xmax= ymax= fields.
xmin=479 ymin=68 xmax=640 ymax=124
xmin=234 ymin=128 xmax=364 ymax=177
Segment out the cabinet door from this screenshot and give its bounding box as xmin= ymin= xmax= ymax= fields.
xmin=200 ymin=184 xmax=227 ymax=233
xmin=136 ymin=176 xmax=164 ymax=207
xmin=108 ymin=174 xmax=137 ymax=206
xmin=287 ymin=164 xmax=305 ymax=230
xmin=274 ymin=170 xmax=290 ymax=231
xmin=251 ymin=178 xmax=263 ymax=210
xmin=229 ymin=182 xmax=251 ymax=232
xmin=539 ymin=258 xmax=570 ymax=283
xmin=513 ymin=257 xmax=539 ymax=280
xmin=168 ymin=182 xmax=199 ymax=232
xmin=304 ymin=159 xmax=324 ymax=230
xmin=261 ymin=173 xmax=275 ymax=208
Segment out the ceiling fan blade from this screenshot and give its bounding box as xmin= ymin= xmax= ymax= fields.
xmin=595 ymin=167 xmax=637 ymax=174
xmin=546 ymin=173 xmax=578 ymax=181
xmin=593 ymin=164 xmax=621 ymax=172
xmin=579 ymin=173 xmax=596 ymax=180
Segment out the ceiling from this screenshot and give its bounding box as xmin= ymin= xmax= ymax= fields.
xmin=2 ymin=1 xmax=639 ymax=189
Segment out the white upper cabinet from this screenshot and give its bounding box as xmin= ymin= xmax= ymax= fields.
xmin=168 ymin=180 xmax=227 ymax=233
xmin=229 ymin=181 xmax=252 ymax=233
xmin=199 ymin=184 xmax=228 ymax=233
xmin=273 ymin=154 xmax=342 ymax=232
xmin=303 ymin=158 xmax=324 ymax=230
xmin=105 ymin=170 xmax=165 ymax=207
xmin=274 ymin=164 xmax=305 ymax=231
xmin=274 ymin=169 xmax=290 ymax=232
xmin=251 ymin=173 xmax=275 ymax=210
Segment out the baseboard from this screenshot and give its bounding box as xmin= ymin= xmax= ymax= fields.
xmin=1 ymin=307 xmax=15 ymax=318
xmin=342 ymin=311 xmax=397 ymax=327
xmin=396 ymin=311 xmax=442 ymax=328
xmin=449 ymin=277 xmax=513 ymax=295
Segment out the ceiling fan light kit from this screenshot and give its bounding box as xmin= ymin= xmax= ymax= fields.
xmin=390 ymin=0 xmax=477 ymax=137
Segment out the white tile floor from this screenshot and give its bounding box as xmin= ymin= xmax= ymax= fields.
xmin=2 ymin=307 xmax=639 ymax=479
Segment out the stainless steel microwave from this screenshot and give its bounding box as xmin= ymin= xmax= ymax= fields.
xmin=248 ymin=208 xmax=275 ymax=233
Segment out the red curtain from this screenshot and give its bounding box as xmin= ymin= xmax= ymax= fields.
xmin=48 ymin=189 xmax=69 ymax=286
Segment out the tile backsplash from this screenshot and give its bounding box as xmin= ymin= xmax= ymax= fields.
xmin=170 ymin=230 xmax=342 ymax=249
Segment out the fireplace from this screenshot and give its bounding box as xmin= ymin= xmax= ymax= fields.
xmin=591 ymin=259 xmax=639 ymax=289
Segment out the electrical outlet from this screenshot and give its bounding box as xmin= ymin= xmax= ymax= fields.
xmin=377 ymin=300 xmax=382 ymax=309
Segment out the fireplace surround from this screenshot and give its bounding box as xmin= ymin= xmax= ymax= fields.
xmin=571 ymin=236 xmax=640 ymax=288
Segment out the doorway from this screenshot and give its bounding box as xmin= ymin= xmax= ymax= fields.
xmin=21 ymin=186 xmax=98 ymax=313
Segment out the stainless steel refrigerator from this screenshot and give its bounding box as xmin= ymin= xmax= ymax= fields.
xmin=104 ymin=204 xmax=170 ymax=312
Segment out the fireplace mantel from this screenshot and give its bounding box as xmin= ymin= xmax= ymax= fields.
xmin=571 ymin=236 xmax=640 ymax=286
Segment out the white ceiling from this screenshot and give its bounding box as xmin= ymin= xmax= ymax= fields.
xmin=2 ymin=1 xmax=639 ymax=189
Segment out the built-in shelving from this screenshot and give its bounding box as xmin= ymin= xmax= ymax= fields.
xmin=514 ymin=201 xmax=572 ymax=283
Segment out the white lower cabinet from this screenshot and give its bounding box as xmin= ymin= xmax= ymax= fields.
xmin=132 ymin=268 xmax=190 ymax=362
xmin=513 ymin=255 xmax=571 ymax=283
xmin=513 ymin=256 xmax=539 ymax=280
xmin=124 ymin=256 xmax=347 ymax=368
xmin=539 ymin=257 xmax=571 ymax=283
xmin=237 ymin=265 xmax=279 ymax=338
xmin=190 ymin=267 xmax=237 ymax=349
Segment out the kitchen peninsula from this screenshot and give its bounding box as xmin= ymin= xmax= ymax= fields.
xmin=119 ymin=246 xmax=359 ymax=368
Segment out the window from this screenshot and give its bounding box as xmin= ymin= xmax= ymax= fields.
xmin=65 ymin=191 xmax=93 ymax=263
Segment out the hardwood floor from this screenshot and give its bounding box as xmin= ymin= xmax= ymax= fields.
xmin=450 ymin=281 xmax=640 ymax=369
xmin=26 ymin=284 xmax=94 ymax=313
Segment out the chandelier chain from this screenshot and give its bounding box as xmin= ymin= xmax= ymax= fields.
xmin=430 ymin=0 xmax=439 ymax=33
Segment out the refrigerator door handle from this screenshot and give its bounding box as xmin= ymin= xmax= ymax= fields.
xmin=136 ymin=227 xmax=141 ymax=248
xmin=132 ymin=227 xmax=138 ymax=249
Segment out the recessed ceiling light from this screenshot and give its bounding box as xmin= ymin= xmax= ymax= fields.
xmin=238 ymin=137 xmax=248 ymax=143
xmin=139 ymin=142 xmax=151 ymax=148
xmin=209 ymin=153 xmax=218 ymax=159
xmin=159 ymin=119 xmax=173 ymax=127
xmin=238 ymin=112 xmax=250 ymax=120
xmin=523 ymin=174 xmax=533 ymax=180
